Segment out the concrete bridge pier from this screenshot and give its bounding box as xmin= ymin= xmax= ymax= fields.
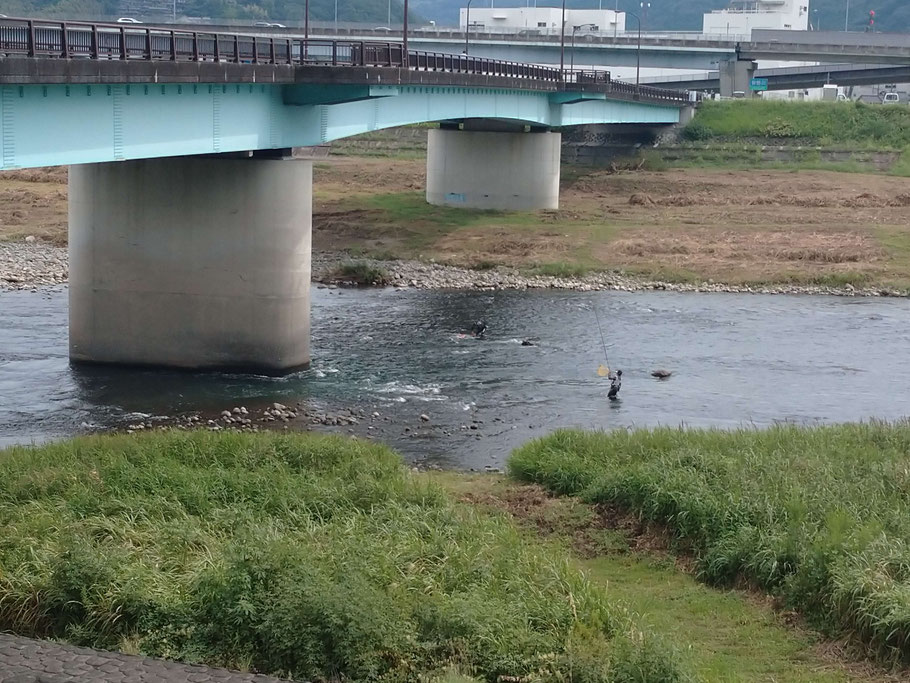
xmin=426 ymin=125 xmax=561 ymax=210
xmin=68 ymin=154 xmax=312 ymax=373
xmin=719 ymin=59 xmax=758 ymax=98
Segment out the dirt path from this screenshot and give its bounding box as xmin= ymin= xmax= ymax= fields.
xmin=438 ymin=473 xmax=902 ymax=683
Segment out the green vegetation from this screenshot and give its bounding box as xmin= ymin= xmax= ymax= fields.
xmin=684 ymin=100 xmax=910 ymax=149
xmin=528 ymin=262 xmax=591 ymax=278
xmin=334 ymin=259 xmax=389 ymax=285
xmin=509 ymin=423 xmax=910 ymax=664
xmin=0 ymin=431 xmax=686 ymax=682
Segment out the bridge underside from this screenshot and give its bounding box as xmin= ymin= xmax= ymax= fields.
xmin=0 ymin=77 xmax=679 ymax=170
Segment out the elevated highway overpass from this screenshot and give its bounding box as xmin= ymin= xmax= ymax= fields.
xmin=646 ymin=62 xmax=910 ymax=92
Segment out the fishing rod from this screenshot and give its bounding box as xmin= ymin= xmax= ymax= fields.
xmin=593 ymin=305 xmax=610 ymax=371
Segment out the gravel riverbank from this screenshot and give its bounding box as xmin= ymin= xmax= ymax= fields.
xmin=2 ymin=240 xmax=905 ymax=298
xmin=312 ymin=252 xmax=910 ymax=298
xmin=0 ymin=241 xmax=67 ymax=291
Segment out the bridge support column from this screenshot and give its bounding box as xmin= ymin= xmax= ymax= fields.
xmin=69 ymin=156 xmax=312 ymax=373
xmin=426 ymin=128 xmax=561 ymax=210
xmin=719 ymin=59 xmax=757 ymax=98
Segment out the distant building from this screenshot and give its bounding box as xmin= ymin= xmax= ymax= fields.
xmin=459 ymin=8 xmax=625 ymax=34
xmin=703 ymin=0 xmax=809 ymax=38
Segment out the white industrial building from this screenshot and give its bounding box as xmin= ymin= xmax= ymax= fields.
xmin=703 ymin=0 xmax=809 ymax=38
xmin=458 ymin=7 xmax=625 ymax=34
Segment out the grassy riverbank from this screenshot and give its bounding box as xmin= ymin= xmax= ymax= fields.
xmin=0 ymin=429 xmax=898 ymax=680
xmin=4 ymin=151 xmax=910 ymax=291
xmin=509 ymin=423 xmax=910 ymax=665
xmin=683 ymin=100 xmax=910 ymax=149
xmin=0 ymin=431 xmax=683 ymax=682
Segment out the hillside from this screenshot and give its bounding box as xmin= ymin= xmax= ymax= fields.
xmin=0 ymin=0 xmax=407 ymax=24
xmin=6 ymin=0 xmax=910 ymax=31
xmin=416 ymin=0 xmax=910 ymax=32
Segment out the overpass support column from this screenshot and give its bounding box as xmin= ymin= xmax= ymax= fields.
xmin=426 ymin=128 xmax=561 ymax=210
xmin=719 ymin=59 xmax=757 ymax=98
xmin=69 ymin=156 xmax=312 ymax=373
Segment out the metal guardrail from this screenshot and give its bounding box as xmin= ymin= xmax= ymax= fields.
xmin=0 ymin=17 xmax=690 ymax=103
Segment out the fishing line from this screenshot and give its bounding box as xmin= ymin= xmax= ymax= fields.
xmin=593 ymin=305 xmax=610 ymax=373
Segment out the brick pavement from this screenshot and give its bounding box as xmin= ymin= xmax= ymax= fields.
xmin=0 ymin=633 xmax=299 ymax=682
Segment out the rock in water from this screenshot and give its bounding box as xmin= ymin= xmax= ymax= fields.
xmin=651 ymin=369 xmax=672 ymax=379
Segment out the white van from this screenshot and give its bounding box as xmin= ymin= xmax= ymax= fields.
xmin=882 ymin=92 xmax=900 ymax=104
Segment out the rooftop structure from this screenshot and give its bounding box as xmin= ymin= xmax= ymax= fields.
xmin=459 ymin=8 xmax=625 ymax=35
xmin=703 ymin=0 xmax=809 ymax=38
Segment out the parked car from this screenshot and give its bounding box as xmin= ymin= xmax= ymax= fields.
xmin=254 ymin=21 xmax=286 ymax=27
xmin=116 ymin=17 xmax=142 ymax=23
xmin=882 ymin=92 xmax=900 ymax=104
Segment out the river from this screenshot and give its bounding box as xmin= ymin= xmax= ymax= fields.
xmin=1 ymin=286 xmax=908 ymax=469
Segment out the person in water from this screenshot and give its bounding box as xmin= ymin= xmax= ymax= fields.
xmin=607 ymin=369 xmax=622 ymax=400
xmin=470 ymin=320 xmax=487 ymax=339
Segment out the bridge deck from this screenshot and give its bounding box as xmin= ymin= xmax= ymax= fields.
xmin=0 ymin=17 xmax=688 ymax=105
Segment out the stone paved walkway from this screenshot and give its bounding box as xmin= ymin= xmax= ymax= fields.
xmin=0 ymin=633 xmax=298 ymax=682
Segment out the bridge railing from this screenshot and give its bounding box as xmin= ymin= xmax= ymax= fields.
xmin=407 ymin=50 xmax=561 ymax=81
xmin=0 ymin=17 xmax=689 ymax=103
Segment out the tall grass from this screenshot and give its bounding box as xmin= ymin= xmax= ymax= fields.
xmin=0 ymin=431 xmax=685 ymax=682
xmin=509 ymin=423 xmax=910 ymax=663
xmin=684 ymin=100 xmax=910 ymax=148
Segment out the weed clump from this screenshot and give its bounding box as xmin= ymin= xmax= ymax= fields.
xmin=334 ymin=260 xmax=389 ymax=285
xmin=509 ymin=423 xmax=910 ymax=663
xmin=0 ymin=431 xmax=685 ymax=682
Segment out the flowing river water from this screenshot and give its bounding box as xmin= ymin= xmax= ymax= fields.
xmin=2 ymin=285 xmax=909 ymax=469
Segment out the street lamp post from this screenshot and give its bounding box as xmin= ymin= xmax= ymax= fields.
xmin=559 ymin=0 xmax=566 ymax=76
xmin=845 ymin=0 xmax=850 ymax=31
xmin=334 ymin=0 xmax=338 ymax=31
xmin=813 ymin=9 xmax=820 ymax=30
xmin=403 ymin=0 xmax=409 ymax=64
xmin=614 ymin=0 xmax=619 ymax=39
xmin=639 ymin=2 xmax=650 ymax=32
xmin=304 ymin=0 xmax=309 ymax=61
xmin=465 ymin=0 xmax=473 ymax=54
xmin=387 ymin=0 xmax=391 ymax=26
xmin=570 ymin=23 xmax=597 ymax=73
xmin=625 ymin=10 xmax=642 ymax=87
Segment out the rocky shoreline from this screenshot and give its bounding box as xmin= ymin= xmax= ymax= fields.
xmin=0 ymin=241 xmax=67 ymax=291
xmin=2 ymin=239 xmax=906 ymax=298
xmin=311 ymin=252 xmax=909 ymax=298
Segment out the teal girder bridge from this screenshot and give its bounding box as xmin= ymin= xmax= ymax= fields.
xmin=0 ymin=17 xmax=690 ymax=372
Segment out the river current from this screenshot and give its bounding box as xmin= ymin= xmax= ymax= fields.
xmin=1 ymin=286 xmax=909 ymax=469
